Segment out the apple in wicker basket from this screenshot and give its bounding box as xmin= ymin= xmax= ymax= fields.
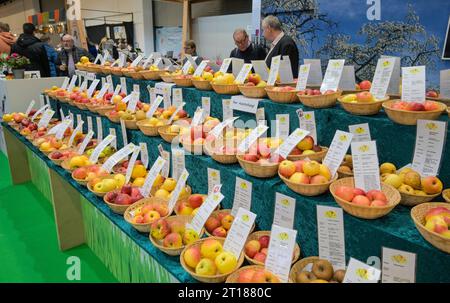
xmin=104 ymin=185 xmax=144 ymax=206
xmin=130 ymin=204 xmax=169 ymax=225
xmin=151 ymin=217 xmax=200 ymax=246
xmin=242 ymin=138 xmax=284 ymax=165
xmin=423 ymin=207 xmax=450 ymax=238
xmin=289 ymin=135 xmax=324 ymax=157
xmin=204 ymin=210 xmax=234 ymax=237
xmin=278 ymin=159 xmax=332 ymax=184
xmin=334 ymin=186 xmax=389 ymax=207
xmin=236 ymin=267 xmax=281 ymax=283
xmin=73 ymin=165 xmax=110 ymax=183
xmin=49 ymin=149 xmax=79 ymax=161
xmin=389 ymin=100 xmax=440 ymax=112
xmin=298 ymin=89 xmax=335 ymax=96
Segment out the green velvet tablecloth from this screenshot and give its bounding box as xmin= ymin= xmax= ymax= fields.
xmin=46 ymin=94 xmax=450 ymax=283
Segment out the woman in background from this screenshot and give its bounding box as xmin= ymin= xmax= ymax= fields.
xmin=40 ymin=34 xmax=58 ymax=77
xmin=0 ymin=22 xmax=16 ymax=54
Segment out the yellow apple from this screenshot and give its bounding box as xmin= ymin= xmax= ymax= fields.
xmin=214 ymin=251 xmax=237 ymax=274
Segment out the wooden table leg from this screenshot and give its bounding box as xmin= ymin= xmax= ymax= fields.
xmin=3 ymin=127 xmax=31 ymax=184
xmin=49 ymin=169 xmax=85 ymax=251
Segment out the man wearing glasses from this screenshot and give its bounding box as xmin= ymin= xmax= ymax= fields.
xmin=182 ymin=40 xmax=203 ymax=65
xmin=229 ymin=28 xmax=266 ymax=63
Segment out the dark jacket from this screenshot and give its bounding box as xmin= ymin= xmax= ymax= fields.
xmin=230 ymin=43 xmax=267 ymax=64
xmin=265 ymin=34 xmax=299 ymax=76
xmin=43 ymin=44 xmax=58 ymax=77
xmin=11 ymin=34 xmax=50 ymax=77
xmin=55 ymin=46 xmax=95 ymax=76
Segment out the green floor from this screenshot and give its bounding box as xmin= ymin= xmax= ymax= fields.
xmin=0 ymin=152 xmax=117 ymax=282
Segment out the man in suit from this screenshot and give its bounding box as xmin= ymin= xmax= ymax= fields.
xmin=262 ymin=15 xmax=299 ymax=76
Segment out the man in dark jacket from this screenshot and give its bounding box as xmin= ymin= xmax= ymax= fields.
xmin=262 ymin=15 xmax=299 ymax=76
xmin=55 ymin=34 xmax=94 ymax=77
xmin=230 ymin=29 xmax=266 ymax=63
xmin=11 ymin=23 xmax=50 ymax=77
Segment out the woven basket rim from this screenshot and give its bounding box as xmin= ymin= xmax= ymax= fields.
xmin=338 ymin=95 xmax=390 ymax=104
xmin=382 ymin=100 xmax=446 ymax=114
xmin=236 ymin=154 xmax=279 ymax=168
xmin=279 ymin=171 xmax=337 ymax=188
xmin=297 ymin=89 xmax=343 ymax=98
xmin=411 ymin=202 xmax=450 ymax=240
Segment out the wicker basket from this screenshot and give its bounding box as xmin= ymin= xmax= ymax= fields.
xmin=137 ymin=119 xmax=169 ymax=136
xmin=120 ymin=118 xmax=139 ymax=130
xmin=225 ymin=265 xmax=283 ymax=283
xmin=122 ymin=69 xmax=133 ymax=77
xmin=236 ymin=155 xmax=279 ymax=178
xmin=211 ymin=83 xmax=240 ymax=95
xmin=129 ymin=71 xmax=144 ymax=80
xmin=204 ymin=144 xmax=238 ymax=165
xmin=204 ymin=209 xmax=232 ymax=237
xmin=411 ymin=202 xmax=450 ymax=254
xmin=275 ymin=80 xmax=297 ymax=88
xmin=266 ymin=87 xmax=299 ymax=103
xmin=149 ymin=215 xmax=206 ymax=256
xmin=74 ymin=102 xmax=87 ymax=110
xmin=244 ymin=231 xmax=300 ymax=266
xmin=329 ymin=177 xmax=401 ymax=219
xmin=289 ymin=257 xmax=321 ymax=283
xmin=86 ymin=175 xmax=121 ymax=197
xmin=192 ymin=79 xmax=213 ymax=91
xmin=60 ymin=158 xmax=76 ymax=172
xmin=298 ymin=90 xmax=342 ymax=108
xmin=105 ymin=111 xmax=121 ymax=123
xmin=399 ymin=191 xmax=441 ymax=207
xmin=180 ymin=237 xmax=245 ymax=283
xmin=382 ymin=100 xmax=446 ymax=125
xmin=101 ymin=66 xmax=111 ymax=74
xmin=85 ymin=103 xmax=99 ymax=113
xmin=140 ymin=70 xmax=163 ymax=80
xmin=238 ymin=85 xmax=268 ymax=98
xmin=71 ymin=171 xmax=88 ymax=187
xmin=110 ymin=69 xmax=123 ymax=76
xmin=103 ymin=196 xmax=130 ymax=214
xmin=158 ymin=125 xmax=180 ymax=143
xmin=337 ymin=167 xmax=354 ymax=179
xmin=161 ymin=73 xmax=176 ymax=83
xmin=338 ymin=96 xmax=389 ymax=115
xmin=443 ymin=189 xmax=450 ymax=203
xmin=182 ymin=139 xmax=205 ymax=155
xmin=287 ymin=147 xmax=328 ymax=162
xmin=96 ymin=105 xmax=115 ymax=116
xmin=173 ymin=77 xmax=193 ymax=87
xmin=279 ymin=172 xmax=337 ymax=196
xmin=124 ymin=197 xmax=170 ymax=233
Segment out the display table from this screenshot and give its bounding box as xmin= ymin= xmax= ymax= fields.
xmin=4 ymin=83 xmax=450 ymax=281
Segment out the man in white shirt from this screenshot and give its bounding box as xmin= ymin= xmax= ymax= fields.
xmin=262 ymin=15 xmax=299 ymax=76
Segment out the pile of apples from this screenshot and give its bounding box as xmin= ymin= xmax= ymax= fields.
xmin=244 ymin=235 xmax=270 ymax=264
xmin=289 ymin=135 xmax=324 ymax=157
xmin=130 ymin=201 xmax=169 ymax=224
xmin=109 ymin=102 xmax=150 ymax=122
xmin=192 ymin=66 xmax=214 ymax=82
xmin=89 ymin=174 xmax=127 ymax=194
xmin=49 ymin=149 xmax=79 ymax=162
xmin=72 ymin=165 xmax=109 ymax=182
xmin=241 ymin=138 xmax=284 ymax=165
xmin=153 ymin=177 xmax=190 ymax=201
xmin=388 ymin=100 xmax=441 ymax=112
xmin=85 ymin=145 xmax=115 ymax=163
xmin=176 ymin=194 xmax=208 ymax=216
xmin=356 ymin=80 xmax=372 ymax=90
xmin=211 ymin=72 xmax=236 ymax=85
xmin=334 ymin=186 xmax=389 ymax=207
xmin=279 ymin=159 xmax=332 ymax=185
xmin=180 ymin=117 xmax=221 ymax=147
xmin=76 ymin=56 xmax=91 ymax=66
xmin=66 ymin=155 xmax=92 ymax=170
xmin=183 ymin=238 xmax=239 ymax=276
xmin=426 ymin=90 xmax=439 ymax=98
xmin=423 ymin=207 xmax=450 ymax=238
xmin=380 ymin=164 xmax=443 ymax=196
xmin=161 ymin=120 xmax=191 ymax=137
xmin=37 ymin=136 xmax=70 ymax=153
xmin=113 ymin=160 xmax=147 ymax=187
xmin=295 ymin=259 xmax=345 ymax=283
xmin=341 ymin=91 xmax=378 ymax=103
xmin=338 ymin=155 xmax=354 ymax=175
xmin=151 ymin=218 xmax=200 ymax=247
xmin=204 ymin=210 xmax=234 ymax=237
xmin=236 ymin=267 xmax=280 ymax=283
xmin=272 ymin=86 xmax=297 ymax=93
xmin=242 ymin=73 xmax=267 ymax=88
xmin=298 ymin=89 xmax=336 ymax=96
xmin=104 ymin=184 xmax=144 ymax=206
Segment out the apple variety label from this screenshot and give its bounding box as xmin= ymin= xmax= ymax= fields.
xmin=125 ymin=147 xmax=141 ymax=184
xmin=222 ymin=99 xmax=233 ymax=121
xmin=86 ymin=73 xmax=96 ymax=81
xmin=231 ymin=177 xmax=252 ymax=217
xmin=96 ymin=83 xmax=110 ymax=100
xmin=76 ymin=114 xmax=82 ymax=127
xmin=167 ymin=169 xmax=190 ymax=214
xmin=31 ymin=104 xmax=49 ymax=121
xmin=402 ymin=66 xmax=426 ymax=103
xmin=273 ymin=193 xmax=296 ymax=229
xmin=185 ymin=54 xmax=198 ymax=69
xmin=322 ymin=130 xmax=354 ymax=178
xmin=231 ymin=58 xmax=244 ymax=77
xmin=120 ymin=78 xmax=127 ymax=95
xmin=219 ymin=58 xmax=232 ymax=74
xmin=275 ymin=128 xmax=310 ymax=160
xmin=343 ymin=258 xmax=381 ymax=283
xmin=38 ymin=109 xmax=55 ymax=128
xmin=349 ymin=123 xmax=371 ymax=142
xmin=338 ymin=66 xmax=356 ymax=91
xmin=25 ymin=100 xmax=35 ymax=116
xmin=317 ymin=205 xmax=346 ymax=270
xmin=168 ymin=103 xmax=186 ymax=124
xmin=181 ymin=60 xmax=192 ymax=75
xmin=296 ymin=64 xmax=311 ymax=91
xmin=265 ymin=225 xmax=298 ymax=283
xmin=193 ymin=60 xmax=208 ymax=77
xmin=146 ymin=95 xmax=164 ymax=118
xmin=96 ymin=117 xmax=103 ymax=140
xmin=61 ymin=77 xmax=70 ymax=90
xmin=237 ymin=125 xmax=269 ymax=153
xmin=304 ymin=59 xmax=322 ymax=86
xmin=267 ymin=55 xmax=282 ymax=86
xmin=351 ymin=141 xmax=381 ymax=191
xmin=77 ymin=130 xmax=94 ymax=154
xmin=235 ymin=63 xmax=253 ymax=84
xmin=207 ymin=168 xmax=221 ymax=195
xmin=120 ymin=119 xmax=128 ymax=146
xmin=172 ymin=88 xmax=183 ymax=107
xmin=191 ymin=108 xmax=205 ymax=127
xmin=440 ymin=69 xmax=450 ymax=99
xmin=101 ymin=50 xmax=110 ymax=65
xmin=109 ymin=128 xmax=117 ymax=149
xmin=106 ymin=76 xmax=114 ymax=93
xmin=158 ymin=144 xmax=170 ymax=178
xmin=142 ymin=53 xmax=154 ymax=69
xmin=320 ymin=59 xmax=345 ymax=93
xmin=130 ymin=55 xmax=143 ymax=67
xmin=297 ymin=110 xmax=317 ymax=143
xmin=126 ymin=92 xmax=140 ymax=112
xmin=223 ymin=208 xmax=257 ymax=259
xmin=201 ymin=97 xmax=211 ymax=117
xmin=101 ymin=143 xmax=136 ymax=173
xmin=122 ymin=93 xmax=132 ymax=104
xmin=45 ymin=95 xmax=50 ymax=106
xmin=67 ymin=75 xmax=78 ymax=91
xmin=68 ymin=121 xmax=83 ymax=147
xmin=101 ymin=77 xmax=106 ymax=87
xmin=412 ymin=120 xmax=447 ymax=177
xmin=251 ymin=60 xmax=269 ymax=81
xmin=209 ymin=117 xmax=239 ymax=138
xmin=79 ymin=80 xmax=88 ymax=92
xmin=118 ymin=53 xmax=126 ymax=68
xmin=148 ymin=86 xmax=156 ymax=103
xmin=112 ymin=85 xmax=121 ymax=99
xmin=370 ymin=57 xmax=396 ymax=100
xmin=279 ymin=56 xmax=294 ymax=84
xmin=140 ymin=156 xmax=166 ymax=197
xmin=256 ymin=107 xmax=265 ymax=124
xmin=139 ymin=143 xmax=149 ymax=168
xmin=89 ymin=134 xmax=116 ymax=164
xmin=171 ymin=147 xmax=185 ymax=181
xmin=381 ymin=247 xmax=416 ymax=283
xmin=231 ymin=96 xmax=259 ymax=114
xmin=187 ymin=188 xmax=224 ymax=235
xmin=94 ymin=54 xmax=102 ymax=64
xmin=55 ymin=119 xmax=72 ymax=140
xmin=275 ymin=114 xmax=290 ymax=140
xmin=38 ymin=95 xmax=45 ymax=107
xmin=133 ymin=84 xmax=140 ymax=94
xmin=381 ymin=55 xmax=401 ymax=95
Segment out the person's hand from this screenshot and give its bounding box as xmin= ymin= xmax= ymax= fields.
xmin=59 ymin=64 xmax=67 ymax=71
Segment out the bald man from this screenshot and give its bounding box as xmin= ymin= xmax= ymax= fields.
xmin=55 ymin=34 xmax=94 ymax=76
xmin=229 ymin=29 xmax=266 ymax=64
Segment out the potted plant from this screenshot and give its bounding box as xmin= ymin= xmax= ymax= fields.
xmin=5 ymin=53 xmax=31 ymax=79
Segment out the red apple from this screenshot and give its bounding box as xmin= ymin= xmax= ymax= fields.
xmin=352 ymin=195 xmax=371 ymax=206
xmin=366 ymin=190 xmax=387 ymax=202
xmin=359 ymin=80 xmax=372 ymax=90
xmin=258 ymin=235 xmax=270 ymax=249
xmin=335 ymin=186 xmax=355 ymax=202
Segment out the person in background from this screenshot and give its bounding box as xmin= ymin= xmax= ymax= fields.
xmin=55 ymin=34 xmax=94 ymax=77
xmin=262 ymin=15 xmax=299 ymax=76
xmin=11 ymin=23 xmax=50 ymax=77
xmin=40 ymin=34 xmax=58 ymax=77
xmin=182 ymin=40 xmax=203 ymax=66
xmin=229 ymin=28 xmax=266 ymax=63
xmin=0 ymin=22 xmax=16 ymax=54
xmin=86 ymin=38 xmax=98 ymax=58
xmin=98 ymin=37 xmax=118 ymax=60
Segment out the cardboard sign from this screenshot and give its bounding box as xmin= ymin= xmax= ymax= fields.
xmin=79 ymin=79 xmax=88 ymax=92
xmin=207 ymin=168 xmax=221 ymax=195
xmin=279 ymin=56 xmax=294 ymax=84
xmin=256 ymin=107 xmax=265 ymax=124
xmin=87 ymin=79 xmax=100 ymax=98
xmin=31 ymin=104 xmax=49 ymax=121
xmin=120 ymin=119 xmax=128 ymax=146
xmin=168 ymin=102 xmax=186 ymax=124
xmin=146 ymin=95 xmax=164 ymax=118
xmin=275 ymin=128 xmax=310 ymax=159
xmin=158 ymin=144 xmax=170 ymax=178
xmin=251 ymin=60 xmax=269 ymax=81
xmin=126 ymin=92 xmax=140 ymax=112
xmin=139 ymin=143 xmax=149 ymax=169
xmin=142 ymin=53 xmax=154 ymax=69
xmin=193 ymin=60 xmax=208 ymax=77
xmin=167 ymin=169 xmax=189 ymax=214
xmin=231 ymin=177 xmax=252 ymax=217
xmin=76 ymin=114 xmax=82 ymax=128
xmin=402 ymin=66 xmax=426 ymax=103
xmin=322 ymin=130 xmax=353 ymax=177
xmin=303 ymin=59 xmax=322 ymax=86
xmin=125 ymin=146 xmax=141 ymax=184
xmin=370 ymin=57 xmax=396 ymax=100
xmin=140 ymin=156 xmax=166 ymax=197
xmin=68 ymin=121 xmax=83 ymax=147
xmin=118 ymin=53 xmax=127 ymax=68
xmin=223 ymin=208 xmax=257 ymax=259
xmin=120 ymin=77 xmax=127 ymax=95
xmin=191 ymin=107 xmax=205 ymax=127
xmin=231 ymin=58 xmax=244 ymax=77
xmin=222 ymin=99 xmax=233 ymax=121
xmin=201 ymin=97 xmax=211 ymax=118
xmin=109 ymin=128 xmax=117 ymax=149
xmin=317 ymin=205 xmax=346 ymax=270
xmin=412 ymin=120 xmax=447 ymax=176
xmin=296 ymin=64 xmax=311 ymax=91
xmin=37 ymin=109 xmax=55 ymax=128
xmin=88 ymin=134 xmax=115 ymax=164
xmin=96 ymin=117 xmax=103 ymax=140
xmin=297 ymin=110 xmax=317 ymax=143
xmin=61 ymin=77 xmax=70 ymax=90
xmin=219 ymin=58 xmax=232 ymax=74
xmin=187 ymin=187 xmax=224 ymax=235
xmin=55 ymin=119 xmax=72 ymax=140
xmin=209 ymin=117 xmax=238 ymax=138
xmin=181 ymin=60 xmax=192 ymax=75
xmin=101 ymin=143 xmax=136 ymax=173
xmin=235 ymin=63 xmax=253 ymax=85
xmin=320 ymin=59 xmax=345 ymax=93
xmin=351 ymin=141 xmax=381 ymax=192
xmin=106 ymin=75 xmax=114 ymax=93
xmin=349 ymin=123 xmax=371 ymax=142
xmin=382 ymin=247 xmax=417 ymax=283
xmin=130 ymin=55 xmax=143 ymax=67
xmin=275 ymin=114 xmax=290 ymax=140
xmin=172 ymin=88 xmax=183 ymax=107
xmin=267 ymin=55 xmax=281 ymax=86
xmin=273 ymin=193 xmax=296 ymax=229
xmin=237 ymin=125 xmax=269 ymax=153
xmin=87 ymin=116 xmax=93 ymax=134
xmin=25 ymin=100 xmax=35 ymax=116
xmin=231 ymin=96 xmax=259 ymax=114
xmin=343 ymin=258 xmax=381 ymax=283
xmin=185 ymin=54 xmax=198 ymax=69
xmin=338 ymin=66 xmax=356 ymax=91
xmin=380 ymin=55 xmax=401 ymax=95
xmin=67 ymin=75 xmax=78 ymax=92
xmin=171 ymin=147 xmax=185 ymax=181
xmin=94 ymin=54 xmax=102 ymax=64
xmin=77 ymin=130 xmax=94 ymax=154
xmin=96 ymin=83 xmax=110 ymax=100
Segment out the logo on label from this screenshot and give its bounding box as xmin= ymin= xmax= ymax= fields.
xmin=280 ymin=199 xmax=290 ymax=206
xmin=358 ymin=145 xmax=370 ymax=152
xmin=356 ymin=268 xmax=369 ymax=280
xmin=241 ymin=214 xmax=250 ymax=222
xmin=355 ymin=127 xmax=365 ymax=134
xmin=339 ymin=134 xmax=348 ymax=142
xmin=391 ymin=254 xmax=407 ymax=265
xmin=426 ymin=122 xmax=438 ymax=130
xmin=278 ymin=232 xmax=289 ymax=241
xmin=325 ymin=210 xmax=337 ymax=219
